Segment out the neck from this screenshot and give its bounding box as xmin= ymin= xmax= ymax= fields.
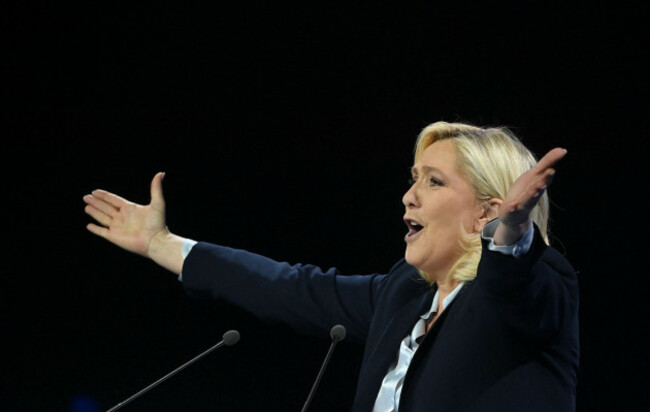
xmin=426 ymin=278 xmax=461 ymax=330
xmin=436 ymin=278 xmax=460 ymax=296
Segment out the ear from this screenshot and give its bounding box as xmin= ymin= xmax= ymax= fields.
xmin=473 ymin=198 xmax=502 ymax=232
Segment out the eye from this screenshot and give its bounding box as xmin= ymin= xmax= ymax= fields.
xmin=408 ymin=177 xmax=417 ymax=186
xmin=429 ymin=177 xmax=444 ymax=187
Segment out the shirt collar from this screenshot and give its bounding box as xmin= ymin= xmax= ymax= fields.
xmin=420 ymin=282 xmax=465 ymax=320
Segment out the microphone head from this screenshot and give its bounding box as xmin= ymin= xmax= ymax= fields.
xmin=223 ymin=330 xmax=241 ymax=346
xmin=330 ymin=325 xmax=346 ymax=341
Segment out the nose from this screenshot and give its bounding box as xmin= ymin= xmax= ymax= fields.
xmin=402 ymin=181 xmax=419 ymax=208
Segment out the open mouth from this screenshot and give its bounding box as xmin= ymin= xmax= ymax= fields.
xmin=404 ymin=218 xmax=424 ymax=239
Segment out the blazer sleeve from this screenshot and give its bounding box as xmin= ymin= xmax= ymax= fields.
xmin=476 ymin=224 xmax=579 ymax=347
xmin=180 ymin=242 xmax=388 ymax=343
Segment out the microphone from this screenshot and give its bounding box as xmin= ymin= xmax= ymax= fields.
xmin=300 ymin=325 xmax=347 ymax=412
xmin=105 ymin=330 xmax=240 ymax=412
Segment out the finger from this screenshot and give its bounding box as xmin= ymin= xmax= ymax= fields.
xmin=91 ymin=189 xmax=131 ymax=209
xmin=84 ymin=204 xmax=112 ymax=227
xmin=150 ymin=172 xmax=166 ymax=209
xmin=522 ymin=186 xmax=547 ymax=211
xmin=86 ymin=222 xmax=109 ymax=238
xmin=535 ymin=148 xmax=567 ymax=172
xmin=543 ymin=169 xmax=556 ymax=186
xmin=83 ymin=194 xmax=118 ymax=218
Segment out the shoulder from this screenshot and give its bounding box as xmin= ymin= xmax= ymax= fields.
xmin=377 ymin=258 xmax=430 ymax=299
xmin=386 ymin=258 xmax=422 ymax=282
xmin=539 ymin=245 xmax=576 ymax=277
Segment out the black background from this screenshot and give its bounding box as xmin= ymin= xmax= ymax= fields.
xmin=3 ymin=1 xmax=648 ymax=411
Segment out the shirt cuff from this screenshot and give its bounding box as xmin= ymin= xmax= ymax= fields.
xmin=178 ymin=238 xmax=198 ymax=282
xmin=481 ymin=219 xmax=534 ymax=259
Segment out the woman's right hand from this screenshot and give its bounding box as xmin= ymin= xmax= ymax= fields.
xmin=83 ymin=172 xmax=167 ymax=258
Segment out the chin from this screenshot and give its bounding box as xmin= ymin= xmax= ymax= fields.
xmin=404 ymin=250 xmax=422 ymax=270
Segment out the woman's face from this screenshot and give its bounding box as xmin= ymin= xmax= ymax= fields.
xmin=402 ymin=139 xmax=483 ymax=280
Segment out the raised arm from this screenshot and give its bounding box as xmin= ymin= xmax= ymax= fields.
xmin=83 ymin=172 xmax=187 ymax=275
xmin=493 ymin=147 xmax=567 ymax=245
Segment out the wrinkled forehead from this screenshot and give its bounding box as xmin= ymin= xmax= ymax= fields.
xmin=411 ymin=139 xmax=467 ymax=182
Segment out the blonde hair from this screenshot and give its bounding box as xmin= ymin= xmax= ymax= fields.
xmin=414 ymin=121 xmax=549 ymax=284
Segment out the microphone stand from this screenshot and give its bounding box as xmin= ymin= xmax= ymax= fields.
xmin=301 ymin=325 xmax=346 ymax=412
xmin=106 ymin=330 xmax=240 ymax=412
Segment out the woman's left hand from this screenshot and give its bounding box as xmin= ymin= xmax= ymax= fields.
xmin=493 ymin=147 xmax=567 ymax=245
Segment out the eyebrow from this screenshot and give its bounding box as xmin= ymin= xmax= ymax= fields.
xmin=410 ymin=165 xmax=448 ymax=178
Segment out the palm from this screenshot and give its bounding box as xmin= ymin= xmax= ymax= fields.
xmin=499 ymin=147 xmax=567 ymax=228
xmin=83 ymin=172 xmax=167 ymax=256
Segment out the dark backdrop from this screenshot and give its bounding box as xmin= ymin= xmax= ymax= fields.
xmin=3 ymin=1 xmax=648 ymax=411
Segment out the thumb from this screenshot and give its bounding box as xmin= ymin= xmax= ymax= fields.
xmin=150 ymin=171 xmax=166 ymax=208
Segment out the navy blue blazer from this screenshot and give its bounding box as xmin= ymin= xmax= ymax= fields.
xmin=182 ymin=226 xmax=579 ymax=411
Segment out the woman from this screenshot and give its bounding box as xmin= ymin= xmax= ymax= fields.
xmin=83 ymin=121 xmax=579 ymax=411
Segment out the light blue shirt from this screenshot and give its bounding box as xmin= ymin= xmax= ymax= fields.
xmin=178 ymin=239 xmax=197 ymax=282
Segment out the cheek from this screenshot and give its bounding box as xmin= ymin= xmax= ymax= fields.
xmin=432 ymin=208 xmax=463 ymax=235
xmin=446 ymin=199 xmax=479 ymax=233
xmin=423 ymin=208 xmax=469 ymax=252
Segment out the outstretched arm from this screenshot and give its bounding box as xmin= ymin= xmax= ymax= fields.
xmin=83 ymin=172 xmax=187 ymax=275
xmin=493 ymin=147 xmax=567 ymax=246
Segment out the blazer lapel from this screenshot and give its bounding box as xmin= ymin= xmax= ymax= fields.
xmin=355 ymin=286 xmax=434 ymax=410
xmin=399 ymin=281 xmax=473 ymax=408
